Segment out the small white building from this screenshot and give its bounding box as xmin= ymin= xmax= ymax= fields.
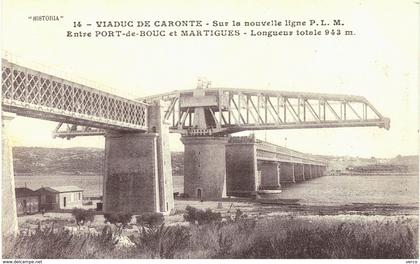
xmin=37 ymin=186 xmax=84 ymax=210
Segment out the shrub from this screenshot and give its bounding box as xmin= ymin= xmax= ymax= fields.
xmin=170 ymin=209 xmax=185 ymax=216
xmin=3 ymin=225 xmax=118 ymax=259
xmin=183 ymin=205 xmax=198 ymax=223
xmin=2 ymin=214 xmax=418 ymax=259
xmin=183 ymin=206 xmax=222 ymax=225
xmin=234 ymin=209 xmax=243 ymax=222
xmin=136 ymin=213 xmax=164 ymax=228
xmin=236 ymin=217 xmax=419 ymax=259
xmin=161 ymin=225 xmax=191 ymax=258
xmin=104 ymin=212 xmax=133 ymax=228
xmin=133 ymin=224 xmax=191 ymax=258
xmin=71 ymin=208 xmax=95 ymax=226
xmin=236 ymin=218 xmax=257 ymax=232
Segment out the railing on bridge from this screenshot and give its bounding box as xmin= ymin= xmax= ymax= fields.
xmin=39 ymin=76 xmax=390 ymax=138
xmin=142 ymin=88 xmax=390 ymax=136
xmin=228 ymin=135 xmax=327 ymax=166
xmin=1 ymin=59 xmax=148 ymax=131
xmin=255 ymin=139 xmax=328 ymax=166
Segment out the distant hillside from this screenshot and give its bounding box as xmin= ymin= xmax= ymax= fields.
xmin=388 ymin=155 xmax=419 ymax=171
xmin=315 ymin=154 xmax=418 ymax=174
xmin=13 ymin=147 xmax=104 ymax=174
xmin=347 ymin=155 xmax=419 ymax=173
xmin=12 ymin=147 xmax=418 ymax=176
xmin=13 ymin=147 xmax=184 ymax=176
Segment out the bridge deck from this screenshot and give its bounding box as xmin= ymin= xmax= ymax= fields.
xmin=1 ymin=59 xmax=148 ymax=131
xmin=228 ymin=136 xmax=327 ymax=166
xmin=142 ymin=88 xmax=390 ymax=136
xmin=2 ymin=59 xmax=389 ymax=138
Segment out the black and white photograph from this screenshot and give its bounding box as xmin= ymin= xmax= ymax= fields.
xmin=1 ymin=0 xmax=419 ymax=262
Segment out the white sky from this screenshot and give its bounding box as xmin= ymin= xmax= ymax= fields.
xmin=1 ymin=0 xmax=418 ymax=158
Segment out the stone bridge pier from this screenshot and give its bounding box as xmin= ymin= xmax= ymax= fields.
xmin=103 ymin=102 xmax=174 ymax=214
xmin=321 ymin=166 xmax=326 ymax=176
xmin=181 ymin=136 xmax=228 ymax=199
xmin=304 ymin=164 xmax=312 ymax=180
xmin=312 ymin=165 xmax=317 ymax=178
xmin=315 ymin=166 xmax=321 ymax=177
xmin=2 ymin=112 xmax=18 ymax=236
xmin=294 ymin=163 xmax=305 ymax=181
xmin=225 ymin=140 xmax=258 ymax=197
xmin=259 ymin=161 xmax=281 ymax=190
xmin=280 ymin=162 xmax=295 ymax=184
xmin=310 ymin=165 xmax=316 ymax=178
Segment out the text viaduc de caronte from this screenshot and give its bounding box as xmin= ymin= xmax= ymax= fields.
xmin=28 ymin=16 xmax=356 ymax=38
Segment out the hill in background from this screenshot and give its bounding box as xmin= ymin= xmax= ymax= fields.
xmin=13 ymin=147 xmax=184 ymax=176
xmin=12 ymin=147 xmax=417 ymax=176
xmin=315 ymin=154 xmax=418 ymax=174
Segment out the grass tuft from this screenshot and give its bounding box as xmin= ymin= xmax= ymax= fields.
xmin=3 ymin=211 xmax=418 ymax=259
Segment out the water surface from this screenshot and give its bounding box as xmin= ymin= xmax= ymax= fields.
xmin=15 ymin=175 xmax=418 ymax=205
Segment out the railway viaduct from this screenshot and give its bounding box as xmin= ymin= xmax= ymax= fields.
xmin=1 ymin=59 xmax=390 ymax=235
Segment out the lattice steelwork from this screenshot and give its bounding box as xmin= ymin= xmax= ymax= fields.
xmin=53 ymin=86 xmax=390 ymax=138
xmin=1 ymin=59 xmax=148 ymax=131
xmin=143 ymin=88 xmax=390 ymax=135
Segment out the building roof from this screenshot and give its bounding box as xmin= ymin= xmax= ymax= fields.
xmin=36 ymin=185 xmax=84 ymax=193
xmin=15 ymin=187 xmax=39 ymax=198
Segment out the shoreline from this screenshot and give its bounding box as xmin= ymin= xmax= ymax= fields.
xmin=14 ymin=172 xmax=419 ymax=176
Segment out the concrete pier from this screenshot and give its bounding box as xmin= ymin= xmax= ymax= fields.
xmin=259 ymin=161 xmax=281 ymax=189
xmin=104 ymin=133 xmax=161 ymax=213
xmin=2 ymin=112 xmax=18 ymax=236
xmin=304 ymin=164 xmax=311 ymax=180
xmin=280 ymin=162 xmax=295 ymax=184
xmin=181 ymin=136 xmax=228 ymax=199
xmin=147 ymin=103 xmax=174 ymax=213
xmin=225 ymin=136 xmax=327 ymax=196
xmin=226 ymin=141 xmax=258 ymax=197
xmin=310 ymin=164 xmax=314 ymax=179
xmin=321 ymin=166 xmax=325 ymax=176
xmin=103 ymin=102 xmax=174 ymax=213
xmin=294 ymin=163 xmax=305 ymax=181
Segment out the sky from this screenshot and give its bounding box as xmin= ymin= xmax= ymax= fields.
xmin=1 ymin=0 xmax=418 ymax=158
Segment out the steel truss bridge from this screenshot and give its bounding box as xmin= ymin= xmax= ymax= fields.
xmin=1 ymin=59 xmax=390 ymax=138
xmin=140 ymin=88 xmax=390 ymax=135
xmin=1 ymin=59 xmax=147 ymax=132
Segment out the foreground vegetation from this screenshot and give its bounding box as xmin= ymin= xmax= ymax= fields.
xmin=4 ymin=207 xmax=418 ymax=259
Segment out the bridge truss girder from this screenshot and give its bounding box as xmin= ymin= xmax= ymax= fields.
xmin=1 ymin=59 xmax=148 ymax=132
xmin=145 ymin=88 xmax=390 ymax=136
xmin=52 ymin=87 xmax=390 ymax=139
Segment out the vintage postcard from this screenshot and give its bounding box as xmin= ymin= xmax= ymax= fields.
xmin=1 ymin=0 xmax=418 ymax=262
